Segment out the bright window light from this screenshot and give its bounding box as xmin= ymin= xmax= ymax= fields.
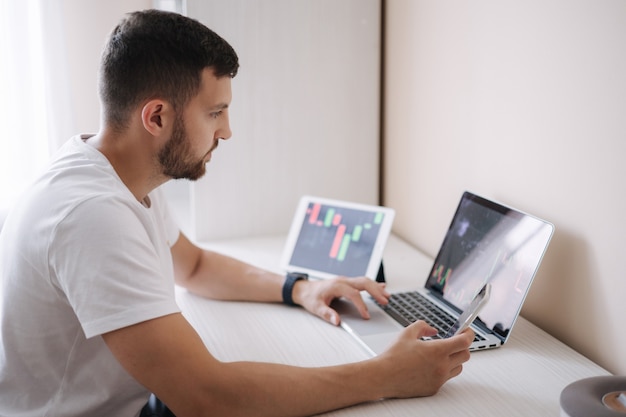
xmin=0 ymin=0 xmax=50 ymax=218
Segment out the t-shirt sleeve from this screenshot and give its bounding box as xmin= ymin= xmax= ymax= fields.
xmin=49 ymin=194 xmax=181 ymax=339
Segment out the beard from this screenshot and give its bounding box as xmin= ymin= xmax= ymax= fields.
xmin=158 ymin=115 xmax=210 ymax=181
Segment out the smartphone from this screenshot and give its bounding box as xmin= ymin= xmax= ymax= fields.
xmin=443 ymin=283 xmax=491 ymax=338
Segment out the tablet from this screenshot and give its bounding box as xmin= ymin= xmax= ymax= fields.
xmin=280 ymin=196 xmax=395 ymax=280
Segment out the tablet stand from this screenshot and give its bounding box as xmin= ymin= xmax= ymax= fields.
xmin=376 ymin=261 xmax=385 ymax=283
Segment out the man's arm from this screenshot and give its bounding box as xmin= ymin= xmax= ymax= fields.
xmin=170 ymin=232 xmax=283 ymax=302
xmin=102 ymin=313 xmax=473 ymax=417
xmin=170 ymin=232 xmax=391 ymax=325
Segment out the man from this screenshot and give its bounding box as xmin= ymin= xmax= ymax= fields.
xmin=0 ymin=9 xmax=473 ymax=417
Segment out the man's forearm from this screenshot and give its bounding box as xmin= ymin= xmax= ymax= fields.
xmin=185 ymin=358 xmax=386 ymax=417
xmin=179 ymin=249 xmax=285 ymax=302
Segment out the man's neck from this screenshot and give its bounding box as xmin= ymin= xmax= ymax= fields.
xmin=85 ymin=129 xmax=168 ymax=203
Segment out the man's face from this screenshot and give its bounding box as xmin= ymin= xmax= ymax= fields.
xmin=158 ymin=68 xmax=232 ymax=181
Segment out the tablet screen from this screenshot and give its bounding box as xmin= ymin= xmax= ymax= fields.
xmin=281 ymin=196 xmax=395 ymax=279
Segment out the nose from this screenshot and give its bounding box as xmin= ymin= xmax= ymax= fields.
xmin=219 ymin=129 xmax=232 ymax=141
xmin=217 ymin=115 xmax=232 ymax=141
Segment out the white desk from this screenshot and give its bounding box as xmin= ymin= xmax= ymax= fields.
xmin=175 ymin=235 xmax=610 ymax=416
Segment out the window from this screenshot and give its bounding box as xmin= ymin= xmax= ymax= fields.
xmin=0 ymin=0 xmax=50 ymax=226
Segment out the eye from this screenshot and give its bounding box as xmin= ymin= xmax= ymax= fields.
xmin=210 ymin=110 xmax=223 ymax=119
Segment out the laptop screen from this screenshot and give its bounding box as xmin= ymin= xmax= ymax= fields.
xmin=281 ymin=196 xmax=395 ymax=280
xmin=425 ymin=192 xmax=554 ymax=341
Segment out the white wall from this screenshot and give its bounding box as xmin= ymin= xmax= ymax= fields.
xmin=384 ymin=0 xmax=626 ymax=375
xmin=47 ymin=0 xmax=151 ymax=147
xmin=185 ymin=0 xmax=381 ymax=241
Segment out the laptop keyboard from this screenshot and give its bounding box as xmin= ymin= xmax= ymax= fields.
xmin=377 ymin=291 xmax=484 ymax=341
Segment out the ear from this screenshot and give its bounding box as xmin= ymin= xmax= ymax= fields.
xmin=140 ymin=99 xmax=171 ymax=137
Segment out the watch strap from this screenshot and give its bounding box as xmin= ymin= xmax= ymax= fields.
xmin=282 ymin=272 xmax=308 ymax=306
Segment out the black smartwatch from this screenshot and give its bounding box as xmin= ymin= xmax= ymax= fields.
xmin=282 ymin=272 xmax=308 ymax=306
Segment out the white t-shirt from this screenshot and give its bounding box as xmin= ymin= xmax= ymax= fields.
xmin=0 ymin=135 xmax=181 ymax=417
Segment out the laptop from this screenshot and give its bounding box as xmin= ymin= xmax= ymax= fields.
xmin=280 ymin=196 xmax=395 ymax=280
xmin=333 ymin=191 xmax=555 ymax=356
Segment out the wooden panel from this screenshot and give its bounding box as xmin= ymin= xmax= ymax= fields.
xmin=384 ymin=0 xmax=626 ymax=375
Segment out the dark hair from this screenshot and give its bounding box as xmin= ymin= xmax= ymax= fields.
xmin=99 ymin=9 xmax=239 ymax=131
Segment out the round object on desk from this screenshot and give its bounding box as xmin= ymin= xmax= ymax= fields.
xmin=560 ymin=376 xmax=626 ymax=416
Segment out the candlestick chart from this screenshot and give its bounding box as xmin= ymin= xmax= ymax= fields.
xmin=289 ymin=202 xmax=386 ymax=277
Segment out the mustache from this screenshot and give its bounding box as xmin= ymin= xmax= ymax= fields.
xmin=201 ymin=139 xmax=219 ymax=161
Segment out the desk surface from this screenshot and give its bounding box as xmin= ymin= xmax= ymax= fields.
xmin=175 ymin=235 xmax=609 ymax=416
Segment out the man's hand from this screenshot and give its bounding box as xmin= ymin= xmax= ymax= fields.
xmin=291 ymin=276 xmax=390 ymax=325
xmin=375 ymin=321 xmax=474 ymax=398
